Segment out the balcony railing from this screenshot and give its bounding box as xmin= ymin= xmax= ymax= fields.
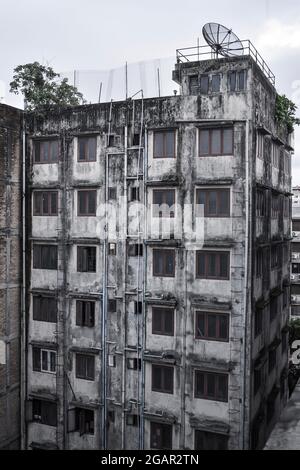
xmin=176 ymin=40 xmax=275 ymax=86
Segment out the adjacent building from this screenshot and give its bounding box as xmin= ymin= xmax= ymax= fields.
xmin=291 ymin=187 xmax=300 ymax=317
xmin=0 ymin=104 xmax=22 ymax=449
xmin=23 ymin=42 xmax=292 ymax=450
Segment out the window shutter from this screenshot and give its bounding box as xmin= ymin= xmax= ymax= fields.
xmin=67 ymin=408 xmax=77 ymax=433
xmin=34 ymin=142 xmax=40 ymax=162
xmin=32 ymin=347 xmax=41 ymax=371
xmin=76 ymin=301 xmax=83 ymax=326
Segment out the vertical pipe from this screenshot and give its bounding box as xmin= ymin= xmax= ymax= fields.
xmin=157 ymin=68 xmax=161 ymax=98
xmin=98 ymin=82 xmax=102 ymax=104
xmin=20 ymin=118 xmax=26 ymax=450
xmin=125 ymin=62 xmax=128 ymax=101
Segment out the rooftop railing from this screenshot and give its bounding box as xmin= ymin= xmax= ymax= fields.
xmin=176 ymin=40 xmax=275 ymax=86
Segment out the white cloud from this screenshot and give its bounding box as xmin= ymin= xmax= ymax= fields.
xmin=257 ymin=18 xmax=300 ymax=53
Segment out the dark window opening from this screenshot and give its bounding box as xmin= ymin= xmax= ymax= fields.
xmin=78 ymin=136 xmax=97 ymax=162
xmin=33 ymin=191 xmax=58 ymax=216
xmin=32 ymin=399 xmax=57 ymax=426
xmin=75 ymin=408 xmax=94 ymax=435
xmin=108 ymin=187 xmax=117 ymax=200
xmin=153 ymin=130 xmax=175 ymax=158
xmin=153 ymin=189 xmax=175 ymax=218
xmin=127 ymin=358 xmax=141 ymax=370
xmin=34 ymin=140 xmax=59 ymax=163
xmin=199 ymin=128 xmax=233 ymax=156
xmin=32 ymin=347 xmax=56 ymax=373
xmin=254 ymin=308 xmax=263 ymax=337
xmin=126 ymin=414 xmax=140 ymax=426
xmin=76 ymin=354 xmax=95 ymax=381
xmin=153 ymin=249 xmax=175 ymax=277
xmin=108 ymin=299 xmax=117 ymax=313
xmin=152 ymin=307 xmax=174 ymax=336
xmin=76 ymin=300 xmax=95 ymax=327
xmin=195 ymin=311 xmax=229 ymax=342
xmin=132 ymin=133 xmax=141 ymax=146
xmin=196 ymin=251 xmax=230 ymax=280
xmin=77 ymin=190 xmax=97 ymax=216
xmin=131 ymin=187 xmax=140 ymax=201
xmin=128 ymin=244 xmax=143 ymax=257
xmin=33 ymin=296 xmax=57 ymax=323
xmin=196 ymin=188 xmax=230 ymax=217
xmin=200 ymin=75 xmax=209 ymax=94
xmin=134 ymin=301 xmax=143 ymax=315
xmin=212 ymin=74 xmax=221 ymax=92
xmin=152 ymin=364 xmax=174 ymax=394
xmin=195 ymin=370 xmax=228 ymax=402
xmin=254 ymin=369 xmax=262 ymax=396
xmin=195 ymin=430 xmax=228 ymax=450
xmin=108 ymin=243 xmax=117 ymax=255
xmin=33 ymin=245 xmax=57 ymax=270
xmin=270 ymin=296 xmax=279 ymax=322
xmin=77 ymin=246 xmax=96 ymax=273
xmin=268 ymin=349 xmax=277 ymax=373
xmin=150 ymin=422 xmax=172 ymax=450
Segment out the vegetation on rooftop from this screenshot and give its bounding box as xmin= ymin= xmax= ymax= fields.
xmin=275 ymin=94 xmax=300 ymax=134
xmin=9 ymin=62 xmax=85 ymax=111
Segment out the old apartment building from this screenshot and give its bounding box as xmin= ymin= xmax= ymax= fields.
xmin=0 ymin=104 xmax=22 ymax=449
xmin=22 ymin=43 xmax=292 ymax=451
xmin=0 ymin=39 xmax=293 ymax=450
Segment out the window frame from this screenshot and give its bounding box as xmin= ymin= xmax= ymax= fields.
xmin=196 ymin=188 xmax=230 ymax=218
xmin=152 ymin=306 xmax=175 ymax=336
xmin=153 ymin=130 xmax=176 ymax=159
xmin=150 ymin=421 xmax=172 ymax=450
xmin=33 ymin=244 xmax=58 ymax=270
xmin=33 ymin=191 xmax=58 ymax=216
xmin=194 ymin=370 xmax=228 ymax=403
xmin=153 ymin=249 xmax=176 ymax=278
xmin=195 ymin=310 xmax=229 ymax=342
xmin=198 ymin=127 xmax=234 ymax=157
xmin=77 ymin=190 xmax=97 ymax=216
xmin=76 ymin=300 xmax=95 ymax=327
xmin=75 ymin=353 xmax=95 ymax=381
xmin=151 ymin=364 xmax=174 ymax=394
xmin=152 ymin=189 xmax=176 ymax=218
xmin=77 ymin=246 xmax=97 ymax=273
xmin=32 ymin=295 xmax=57 ymax=323
xmin=77 ymin=136 xmax=97 ymax=162
xmin=34 ymin=140 xmax=59 ymax=164
xmin=196 ymin=250 xmax=230 ymax=280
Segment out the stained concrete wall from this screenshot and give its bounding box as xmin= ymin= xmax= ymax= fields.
xmin=0 ymin=104 xmax=22 ymax=449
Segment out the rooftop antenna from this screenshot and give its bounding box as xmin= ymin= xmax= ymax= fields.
xmin=202 ymin=23 xmax=244 ymax=58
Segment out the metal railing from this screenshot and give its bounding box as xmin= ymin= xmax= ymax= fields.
xmin=176 ymin=40 xmax=275 ymax=86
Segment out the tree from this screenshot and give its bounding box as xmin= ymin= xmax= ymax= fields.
xmin=9 ymin=62 xmax=84 ymax=111
xmin=275 ymin=94 xmax=300 ymax=134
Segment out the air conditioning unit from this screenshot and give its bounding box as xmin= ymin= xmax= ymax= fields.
xmin=291 ymin=296 xmax=297 ymax=302
xmin=291 ymin=275 xmax=295 ymax=280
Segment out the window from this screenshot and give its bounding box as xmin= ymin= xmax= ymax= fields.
xmin=196 ymin=251 xmax=230 ymax=280
xmin=195 ymin=430 xmax=228 ymax=450
xmin=200 ymin=75 xmax=209 ymax=94
xmin=32 ymin=399 xmax=57 ymax=426
xmin=257 ymin=133 xmax=264 ymax=159
xmin=127 ymin=358 xmax=141 ymax=370
xmin=77 ymin=246 xmax=96 ymax=272
xmin=126 ymin=414 xmax=140 ymax=426
xmin=32 ymin=347 xmax=56 ymax=373
xmin=153 ymin=249 xmax=175 ymax=277
xmin=271 ymin=195 xmax=279 ymax=218
xmin=76 ymin=354 xmax=95 ymax=380
xmin=152 ymin=189 xmax=175 ymax=218
xmin=254 ymin=308 xmax=263 ymax=337
xmin=194 ymin=370 xmax=228 ymax=402
xmin=130 ymin=187 xmax=140 ymax=201
xmin=150 ymin=422 xmax=172 ymax=450
xmin=76 ymin=300 xmax=95 ymax=327
xmin=132 ymin=133 xmax=141 ymax=146
xmin=228 ymin=70 xmax=246 ymax=91
xmin=153 ymin=130 xmax=175 ymax=158
xmin=293 ymin=220 xmax=300 ymax=232
xmin=108 ymin=187 xmax=117 ymax=200
xmin=108 ymin=135 xmax=115 ymax=147
xmin=195 ymin=311 xmax=229 ymax=342
xmin=33 ymin=245 xmax=57 ymax=270
xmin=199 ymin=128 xmax=233 ymax=156
xmin=270 ymin=296 xmax=279 ymax=322
xmin=33 ymin=296 xmax=57 ymax=323
xmin=292 ymin=263 xmax=300 ymax=274
xmin=272 ymin=143 xmax=279 ymax=168
xmin=196 ymin=188 xmax=230 ymax=217
xmin=271 ymin=246 xmax=279 ymax=269
xmin=152 ymin=364 xmax=174 ymax=394
xmin=152 ymin=307 xmax=174 ymax=336
xmin=108 ymin=355 xmax=116 ymax=367
xmin=128 ymin=244 xmax=143 ymax=257
xmin=256 ymin=250 xmax=263 ymax=278
xmin=190 ymin=75 xmax=199 ymax=94
xmin=108 ymin=243 xmax=116 ymax=255
xmin=212 ymin=74 xmax=221 ymax=93
xmin=134 ymin=301 xmax=143 ymax=315
xmin=268 ymin=349 xmax=277 ymax=373
xmin=284 ymin=197 xmax=290 ymax=218
xmin=108 ymin=299 xmax=117 ymax=313
xmin=77 ymin=190 xmax=96 ymax=216
xmin=256 ymin=190 xmax=266 ymax=217
xmin=33 ymin=191 xmax=58 ymax=216
xmin=34 ymin=140 xmax=59 ymax=163
xmin=74 ymin=408 xmax=94 ymax=435
xmin=78 ymin=136 xmax=97 ymax=162
xmin=254 ymin=369 xmax=262 ymax=396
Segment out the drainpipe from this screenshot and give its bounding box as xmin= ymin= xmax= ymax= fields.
xmin=241 ymin=119 xmax=250 ymax=449
xmin=121 ymin=124 xmax=128 ymax=449
xmin=20 ymin=118 xmax=26 ymax=450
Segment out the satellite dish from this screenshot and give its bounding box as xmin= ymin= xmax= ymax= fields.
xmin=202 ymin=23 xmax=244 ymax=57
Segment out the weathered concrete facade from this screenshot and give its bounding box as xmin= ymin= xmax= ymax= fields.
xmin=24 ymin=53 xmax=291 ymax=450
xmin=0 ymin=104 xmax=22 ymax=449
xmin=291 ymin=187 xmax=300 ymax=318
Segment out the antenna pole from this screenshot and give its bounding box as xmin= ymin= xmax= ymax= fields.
xmin=157 ymin=68 xmax=161 ymax=98
xmin=197 ymin=37 xmax=199 ymax=61
xmin=98 ymin=82 xmax=102 ymax=104
xmin=125 ymin=62 xmax=128 ymax=100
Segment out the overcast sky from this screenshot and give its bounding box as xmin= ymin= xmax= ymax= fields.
xmin=1 ymin=0 xmax=300 ymax=182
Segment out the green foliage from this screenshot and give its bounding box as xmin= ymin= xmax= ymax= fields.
xmin=9 ymin=62 xmax=84 ymax=111
xmin=275 ymin=94 xmax=300 ymax=134
xmin=289 ymin=318 xmax=300 ymax=346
